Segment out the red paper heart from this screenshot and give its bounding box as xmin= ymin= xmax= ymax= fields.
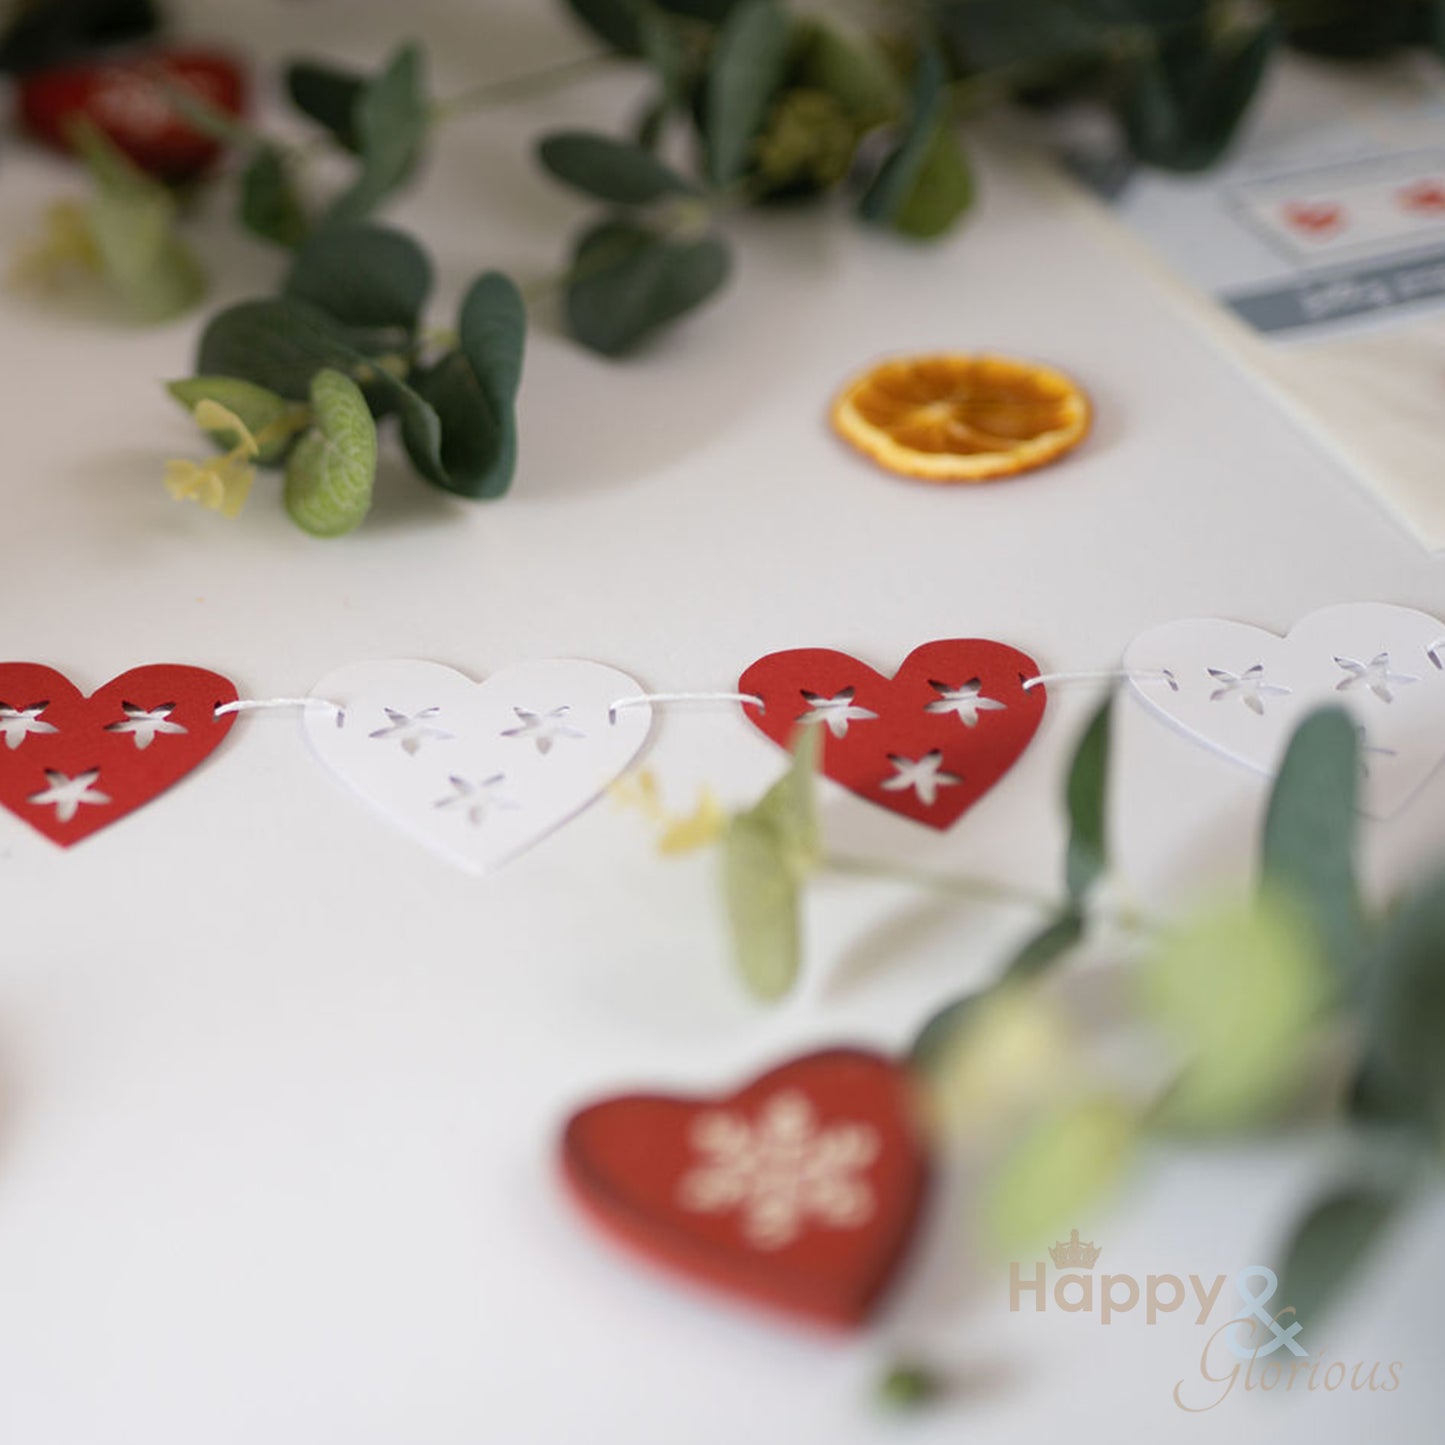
xmin=562 ymin=1049 xmax=929 ymax=1328
xmin=739 ymin=640 xmax=1045 ymax=829
xmin=0 ymin=664 xmax=238 ymax=848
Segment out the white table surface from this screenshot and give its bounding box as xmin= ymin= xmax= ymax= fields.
xmin=1 ymin=3 xmax=1443 ymax=1441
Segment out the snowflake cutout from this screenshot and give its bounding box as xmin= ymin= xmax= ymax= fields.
xmin=677 ymin=1089 xmax=879 ymax=1250
xmin=924 ymin=677 xmax=1007 ymax=728
xmin=27 ymin=768 xmax=111 ymax=822
xmin=1334 ymin=653 xmax=1416 ymax=704
xmin=104 ymin=702 xmax=188 ymax=750
xmin=369 ymin=706 xmax=454 ymax=756
xmin=795 ymin=687 xmax=878 ymax=740
xmin=0 ymin=702 xmax=58 ymax=751
xmin=433 ymin=773 xmax=518 ymax=826
xmin=1207 ymin=664 xmax=1291 ymax=715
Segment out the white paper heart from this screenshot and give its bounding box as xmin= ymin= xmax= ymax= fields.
xmin=1123 ymin=603 xmax=1445 ymax=819
xmin=305 ymin=659 xmax=652 ymax=873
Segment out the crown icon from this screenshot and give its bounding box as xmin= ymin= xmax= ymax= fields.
xmin=1049 ymin=1229 xmax=1102 ymax=1269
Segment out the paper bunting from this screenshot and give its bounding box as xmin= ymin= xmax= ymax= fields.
xmin=739 ymin=640 xmax=1047 ymax=829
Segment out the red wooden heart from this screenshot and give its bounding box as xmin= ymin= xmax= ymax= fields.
xmin=739 ymin=640 xmax=1045 ymax=829
xmin=0 ymin=664 xmax=238 ymax=848
xmin=562 ymin=1049 xmax=929 ymax=1328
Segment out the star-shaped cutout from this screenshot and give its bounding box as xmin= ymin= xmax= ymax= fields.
xmin=433 ymin=773 xmax=518 ymax=826
xmin=1207 ymin=665 xmax=1291 ymax=716
xmin=924 ymin=677 xmax=1007 ymax=728
xmin=104 ymin=701 xmax=188 ymax=751
xmin=500 ymin=704 xmax=585 ymax=755
xmin=880 ymin=750 xmax=961 ymax=806
xmin=0 ymin=701 xmax=58 ymax=751
xmin=27 ymin=768 xmax=111 ymax=823
xmin=1334 ymin=652 xmax=1416 ymax=704
xmin=369 ymin=706 xmax=454 ymax=756
xmin=796 ymin=687 xmax=879 ymax=740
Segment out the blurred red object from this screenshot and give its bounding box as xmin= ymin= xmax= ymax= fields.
xmin=17 ymin=46 xmax=247 ymax=181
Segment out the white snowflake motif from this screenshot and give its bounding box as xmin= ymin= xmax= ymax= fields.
xmin=676 ymin=1089 xmax=879 ymax=1250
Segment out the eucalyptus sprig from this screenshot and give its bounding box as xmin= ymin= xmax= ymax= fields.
xmin=697 ymin=700 xmax=1445 ymax=1342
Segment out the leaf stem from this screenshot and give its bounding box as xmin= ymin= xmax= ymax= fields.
xmin=820 ymin=852 xmax=1055 ymax=911
xmin=430 ymin=50 xmax=619 ymax=124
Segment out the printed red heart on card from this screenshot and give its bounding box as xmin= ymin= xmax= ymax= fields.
xmin=563 ymin=1049 xmax=929 ymax=1328
xmin=0 ymin=664 xmax=238 ymax=848
xmin=739 ymin=640 xmax=1045 ymax=829
xmin=1282 ymin=200 xmax=1345 ymax=237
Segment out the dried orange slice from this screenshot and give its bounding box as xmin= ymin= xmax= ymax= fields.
xmin=830 ymin=353 xmax=1090 ymax=482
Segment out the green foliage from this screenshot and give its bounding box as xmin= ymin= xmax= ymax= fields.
xmin=283 ymin=223 xmax=434 ymax=334
xmin=859 ymin=49 xmax=974 ymax=239
xmin=286 ymin=59 xmax=366 ymax=152
xmin=166 ymin=377 xmax=306 ymax=466
xmin=539 ymin=131 xmax=701 ymax=203
xmin=1140 ymin=896 xmax=1330 ymax=1132
xmin=401 ymin=272 xmax=527 ymax=499
xmin=984 ymin=1093 xmax=1136 ymax=1255
xmin=722 ymin=728 xmax=821 ymax=1000
xmin=197 ymin=297 xmax=376 ymax=401
xmin=1279 ymin=1186 xmax=1401 ymax=1332
xmin=327 ymin=42 xmax=431 ymax=224
xmin=793 ymin=16 xmax=904 ymax=128
xmin=240 ymin=146 xmax=309 ymax=249
xmin=0 ymin=0 xmax=158 ymax=73
xmin=72 ymin=120 xmax=205 ymax=322
xmin=284 ymin=369 xmax=379 ymax=536
xmin=1063 ymin=695 xmax=1111 ymax=900
xmin=1261 ymin=707 xmax=1362 ymax=977
xmin=565 ymin=219 xmax=731 ymax=356
xmin=704 ymin=0 xmax=793 ymax=187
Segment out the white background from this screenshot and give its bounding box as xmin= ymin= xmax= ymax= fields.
xmin=1 ymin=2 xmax=1443 ymax=1441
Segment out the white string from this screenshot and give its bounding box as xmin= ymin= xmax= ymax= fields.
xmin=609 ymin=691 xmax=765 ymax=724
xmin=1022 ymin=668 xmax=1178 ymax=693
xmin=215 ymin=697 xmax=343 ymax=719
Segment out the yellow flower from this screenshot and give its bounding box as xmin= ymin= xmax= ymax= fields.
xmin=612 ymin=769 xmax=726 ymax=855
xmin=164 ymin=402 xmax=260 ymax=519
xmin=9 ymin=200 xmax=100 ymax=290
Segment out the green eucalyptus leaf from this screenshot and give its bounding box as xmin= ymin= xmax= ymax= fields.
xmin=1356 ymin=864 xmax=1445 ymax=1133
xmin=565 ymin=218 xmax=730 ymax=356
xmin=166 ymin=376 xmax=306 ymax=466
xmin=72 ymin=120 xmax=205 ymax=322
xmin=1064 ymin=695 xmax=1111 ymax=900
xmin=859 ymin=48 xmax=973 ymax=239
xmin=1 ymin=0 xmax=160 ymax=74
xmin=538 ymin=130 xmax=700 ymax=204
xmin=284 ymin=221 xmax=433 ymax=333
xmin=704 ymin=0 xmax=791 ymax=187
xmin=723 ymin=809 xmax=803 ymax=1002
xmin=1278 ymin=1187 xmax=1400 ymax=1334
xmin=984 ymin=1093 xmax=1136 ymax=1256
xmin=939 ymin=0 xmax=1103 ymax=71
xmin=794 ymin=16 xmax=904 ymax=128
xmin=196 ymin=297 xmax=374 ymax=400
xmin=284 ymin=368 xmax=378 ymax=537
xmin=327 ymin=42 xmax=431 ymax=224
xmin=1141 ymin=897 xmax=1329 ymax=1133
xmin=239 ymin=145 xmax=308 ymax=249
xmin=1261 ymin=708 xmax=1362 ymax=978
xmin=1281 ymin=0 xmax=1419 ymax=58
xmin=564 ymin=0 xmax=646 ymax=54
xmin=399 ymin=271 xmax=525 ymax=499
xmin=1122 ymin=16 xmax=1277 ymax=172
xmin=721 ymin=728 xmax=821 ymax=1001
xmin=286 ymin=59 xmax=366 ymax=151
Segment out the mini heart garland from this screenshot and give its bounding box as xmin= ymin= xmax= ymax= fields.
xmin=739 ymin=640 xmax=1046 ymax=829
xmin=304 ymin=658 xmax=652 ymax=874
xmin=1123 ymin=603 xmax=1445 ymax=818
xmin=562 ymin=1048 xmax=929 ymax=1328
xmin=0 ymin=663 xmax=238 ymax=846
